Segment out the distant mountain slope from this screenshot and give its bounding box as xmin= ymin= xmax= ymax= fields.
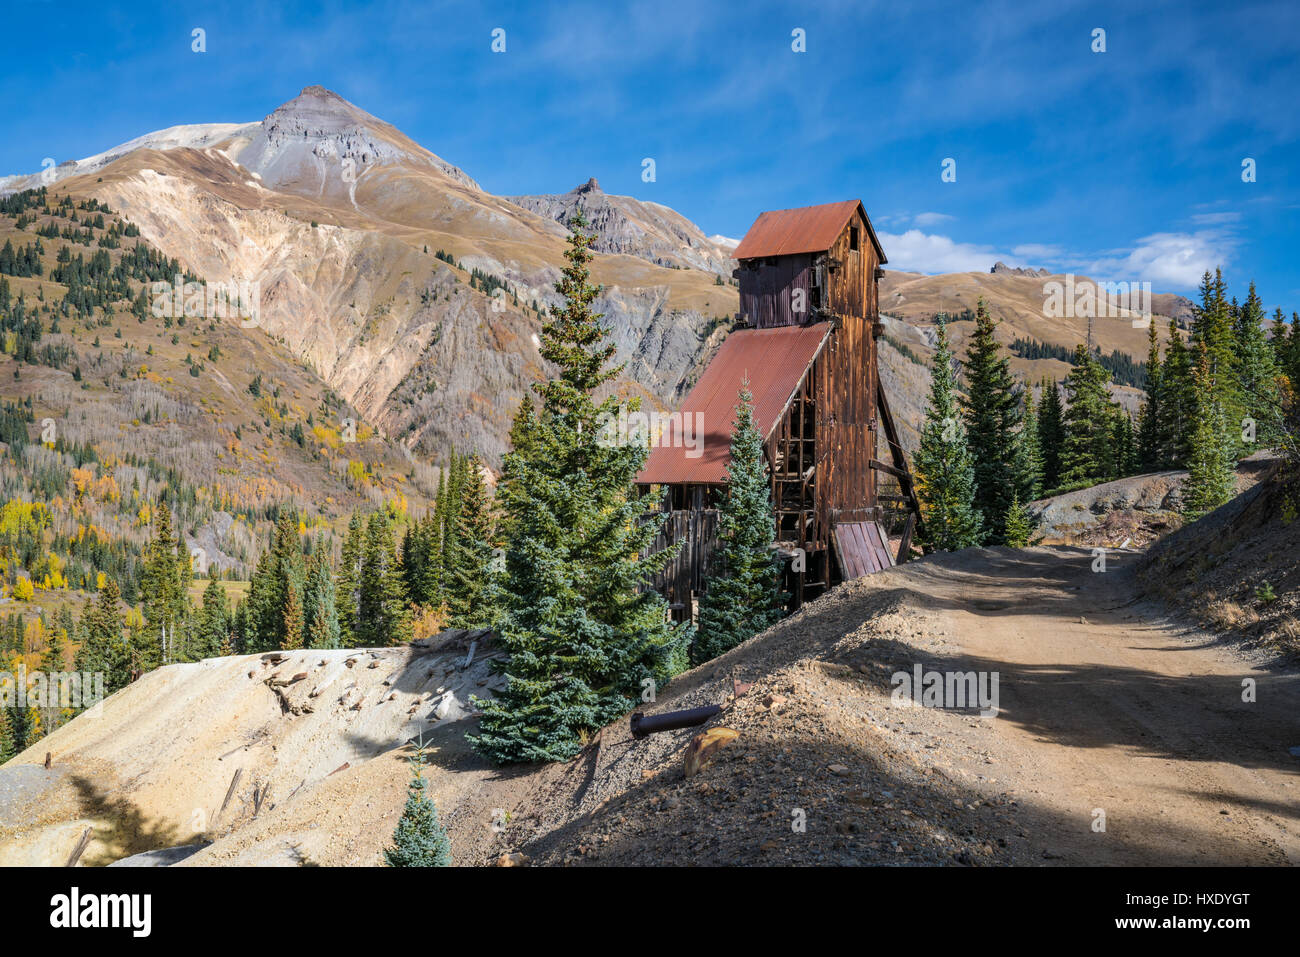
xmin=2 ymin=86 xmax=1203 ymax=469
xmin=15 ymin=87 xmax=737 ymax=465
xmin=507 ymin=177 xmax=736 ymax=274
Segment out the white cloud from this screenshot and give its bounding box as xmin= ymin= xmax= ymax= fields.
xmin=912 ymin=211 xmax=955 ymax=227
xmin=1084 ymin=230 xmax=1237 ymax=290
xmin=877 ymin=229 xmax=1014 ymax=274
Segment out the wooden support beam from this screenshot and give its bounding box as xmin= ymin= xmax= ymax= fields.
xmin=869 ymin=457 xmax=909 ymax=480
xmin=897 ymin=513 xmax=916 ymax=564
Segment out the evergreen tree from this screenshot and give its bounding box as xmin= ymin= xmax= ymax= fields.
xmin=1111 ymin=408 xmax=1138 ymax=478
xmin=1015 ymin=389 xmax=1044 ymax=501
xmin=383 ymin=745 xmax=451 ymax=867
xmin=1233 ymin=281 xmax=1283 ymax=449
xmin=1 ymin=690 xmax=31 ymax=762
xmin=1003 ymin=492 xmax=1035 ymax=547
xmin=75 ymin=578 xmax=131 ymax=693
xmin=1182 ymin=356 xmax=1237 ymax=516
xmin=961 ymin=299 xmax=1023 ymax=543
xmin=469 ymin=213 xmax=689 ymax=765
xmin=1037 ymin=377 xmax=1065 ymax=490
xmin=1189 ymin=269 xmax=1244 ymax=459
xmin=914 ymin=317 xmax=983 ymax=551
xmin=304 ymin=552 xmax=342 ymax=650
xmin=139 ymin=502 xmax=189 ymax=667
xmin=336 ymin=513 xmax=364 ymax=646
xmin=1137 ymin=319 xmax=1165 ymax=470
xmin=246 ymin=513 xmax=307 ymax=652
xmin=195 ymin=578 xmax=230 ymax=659
xmin=1158 ymin=318 xmax=1195 ymax=466
xmin=356 ymin=509 xmax=412 ymax=647
xmin=694 ymin=386 xmax=785 ymax=665
xmin=1059 ymin=345 xmax=1117 ymax=486
xmin=281 ymin=582 xmax=305 ymax=650
xmin=40 ymin=625 xmax=68 ymax=672
xmin=444 ymin=456 xmax=497 ymax=628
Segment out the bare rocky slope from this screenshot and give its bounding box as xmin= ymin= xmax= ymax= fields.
xmin=10 ymin=87 xmax=736 ymax=466
xmin=1028 ymin=452 xmax=1278 ymax=548
xmin=1140 ymin=458 xmax=1300 ymax=655
xmin=508 ymin=177 xmax=736 ymax=275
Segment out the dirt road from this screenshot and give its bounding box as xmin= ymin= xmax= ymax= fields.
xmin=889 ymin=546 xmax=1300 ymax=865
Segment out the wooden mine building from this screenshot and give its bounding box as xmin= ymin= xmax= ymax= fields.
xmin=637 ymin=199 xmax=922 ymax=619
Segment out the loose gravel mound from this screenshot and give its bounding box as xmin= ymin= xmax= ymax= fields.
xmin=1140 ymin=460 xmax=1300 ymax=656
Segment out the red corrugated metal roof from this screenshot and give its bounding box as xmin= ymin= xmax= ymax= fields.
xmin=636 ymin=322 xmax=832 ymax=485
xmin=731 ymin=199 xmax=887 ymax=262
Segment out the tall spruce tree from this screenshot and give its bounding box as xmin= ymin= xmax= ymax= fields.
xmin=1233 ymin=281 xmax=1283 ymax=449
xmin=139 ymin=502 xmax=189 ymax=667
xmin=914 ymin=318 xmax=983 ymax=550
xmin=1137 ymin=319 xmax=1165 ymax=470
xmin=356 ymin=509 xmax=412 ymax=647
xmin=195 ymin=578 xmax=229 ymax=659
xmin=444 ymin=456 xmax=497 ymax=628
xmin=1159 ymin=318 xmax=1195 ymax=466
xmin=961 ymin=298 xmax=1022 ymax=543
xmin=1037 ymin=377 xmax=1065 ymax=491
xmin=245 ymin=512 xmax=308 ymax=653
xmin=1059 ymin=345 xmax=1117 ymax=486
xmin=1182 ymin=356 xmax=1237 ymax=515
xmin=75 ymin=578 xmax=131 ymax=693
xmin=694 ymin=386 xmax=785 ymax=665
xmin=469 ymin=212 xmax=690 ymax=765
xmin=1190 ymin=269 xmax=1244 ymax=459
xmin=336 ymin=513 xmax=364 ymax=646
xmin=304 ymin=551 xmax=342 ymax=650
xmin=1015 ymin=389 xmax=1044 ymax=501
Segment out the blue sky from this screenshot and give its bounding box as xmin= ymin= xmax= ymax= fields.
xmin=2 ymin=0 xmax=1296 ymax=309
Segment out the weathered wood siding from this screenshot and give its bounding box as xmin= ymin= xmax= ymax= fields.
xmin=738 ymin=254 xmax=813 ymax=328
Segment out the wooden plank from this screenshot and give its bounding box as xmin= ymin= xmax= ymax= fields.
xmin=869 ymin=457 xmax=909 ymax=480
xmin=863 ymin=522 xmax=885 ymax=572
xmin=896 ymin=513 xmax=916 ymax=565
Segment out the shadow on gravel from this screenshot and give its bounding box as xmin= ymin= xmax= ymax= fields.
xmin=68 ymin=774 xmax=181 ymax=866
xmin=516 ymin=716 xmax=1287 ymax=867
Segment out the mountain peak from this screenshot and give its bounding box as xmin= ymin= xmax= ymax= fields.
xmin=991 ymin=261 xmax=1049 ymax=277
xmin=269 ymin=85 xmax=372 ymax=126
xmin=574 ymin=177 xmax=602 ymax=195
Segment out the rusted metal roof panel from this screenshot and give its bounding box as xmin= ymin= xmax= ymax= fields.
xmin=834 ymin=521 xmax=896 ymax=579
xmin=636 ymin=322 xmax=832 ymax=485
xmin=731 ymin=199 xmax=886 ymax=261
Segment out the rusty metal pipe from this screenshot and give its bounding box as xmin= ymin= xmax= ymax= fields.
xmin=630 ymin=704 xmax=721 ymax=738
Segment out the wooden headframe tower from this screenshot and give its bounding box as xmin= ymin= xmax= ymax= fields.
xmin=637 ymin=199 xmax=922 ymax=619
